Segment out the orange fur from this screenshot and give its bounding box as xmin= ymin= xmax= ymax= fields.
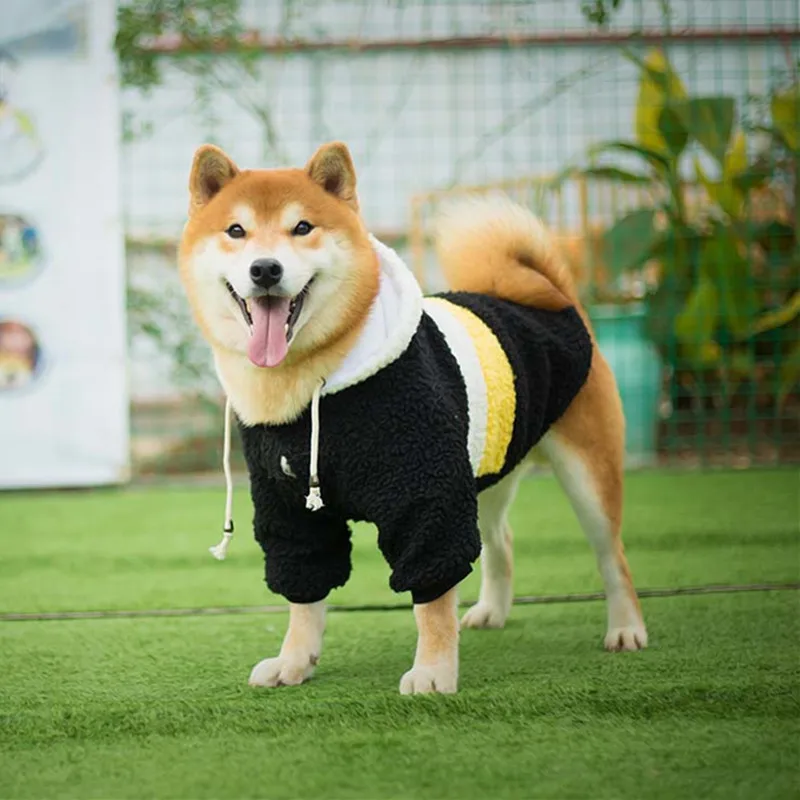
xmin=549 ymin=359 xmax=642 ymax=624
xmin=435 ymin=196 xmax=578 ymax=311
xmin=400 ymin=587 xmax=460 ymax=694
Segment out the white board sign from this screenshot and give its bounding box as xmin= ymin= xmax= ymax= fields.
xmin=0 ymin=0 xmax=129 ymax=488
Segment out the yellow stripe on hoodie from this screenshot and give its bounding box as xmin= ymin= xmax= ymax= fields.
xmin=423 ymin=298 xmax=516 ymax=477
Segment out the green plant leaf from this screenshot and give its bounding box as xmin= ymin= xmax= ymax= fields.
xmin=657 ymin=105 xmax=689 ymax=158
xmin=694 ymin=157 xmax=741 ymax=218
xmin=633 ymin=49 xmax=687 ymax=156
xmin=644 ymin=278 xmax=689 ymax=356
xmin=699 ymin=225 xmax=759 ymax=339
xmin=601 ymin=208 xmax=661 ymax=276
xmin=772 ymin=86 xmax=799 ymax=151
xmin=724 ymin=130 xmax=748 ymax=179
xmin=578 ymin=166 xmax=654 ymax=184
xmin=547 ymin=164 xmax=654 ymax=191
xmin=777 ymin=340 xmax=800 ymax=407
xmin=671 ymin=97 xmax=736 ymax=164
xmin=588 ymin=141 xmax=671 ymax=173
xmin=750 ymin=292 xmax=800 ymax=335
xmin=674 ymin=276 xmax=719 ymax=354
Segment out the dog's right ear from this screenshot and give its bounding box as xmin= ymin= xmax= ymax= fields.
xmin=188 ymin=145 xmax=239 ymax=215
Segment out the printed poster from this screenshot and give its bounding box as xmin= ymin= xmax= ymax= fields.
xmin=0 ymin=0 xmax=129 ymax=487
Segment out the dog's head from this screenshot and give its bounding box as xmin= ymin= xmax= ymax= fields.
xmin=179 ymin=142 xmax=378 ymax=368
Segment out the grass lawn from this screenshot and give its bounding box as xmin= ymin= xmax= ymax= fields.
xmin=0 ymin=469 xmax=798 ymax=798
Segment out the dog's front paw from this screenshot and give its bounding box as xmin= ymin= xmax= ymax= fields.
xmin=399 ymin=662 xmax=458 ymax=695
xmin=604 ymin=624 xmax=648 ymax=652
xmin=248 ymin=654 xmax=317 ymax=688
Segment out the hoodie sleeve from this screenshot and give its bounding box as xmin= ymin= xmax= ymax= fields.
xmin=372 ymin=463 xmax=481 ymax=604
xmin=249 ymin=472 xmax=352 ymax=605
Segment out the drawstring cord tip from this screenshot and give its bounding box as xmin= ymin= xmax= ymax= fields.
xmin=210 ymin=522 xmax=234 ymax=560
xmin=209 ymin=532 xmax=233 ymax=560
xmin=305 ymin=483 xmax=324 ymax=512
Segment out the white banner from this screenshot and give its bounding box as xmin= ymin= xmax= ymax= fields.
xmin=0 ymin=0 xmax=129 ymax=488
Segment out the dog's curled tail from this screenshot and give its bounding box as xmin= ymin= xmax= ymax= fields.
xmin=434 ymin=195 xmax=579 ymax=312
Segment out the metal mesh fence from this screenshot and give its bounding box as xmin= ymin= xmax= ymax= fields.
xmin=120 ymin=0 xmax=800 ymax=475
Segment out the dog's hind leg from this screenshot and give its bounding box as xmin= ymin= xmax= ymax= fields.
xmin=461 ymin=464 xmax=527 ymax=630
xmin=539 ymin=355 xmax=647 ymax=651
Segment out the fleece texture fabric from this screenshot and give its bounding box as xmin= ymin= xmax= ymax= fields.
xmin=237 ymin=246 xmax=593 ymax=606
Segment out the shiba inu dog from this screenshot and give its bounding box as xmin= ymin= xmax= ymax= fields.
xmin=178 ymin=141 xmax=647 ymax=695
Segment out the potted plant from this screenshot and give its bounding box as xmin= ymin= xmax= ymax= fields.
xmin=567 ymin=49 xmax=799 ymax=464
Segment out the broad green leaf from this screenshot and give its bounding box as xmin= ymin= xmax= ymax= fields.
xmin=588 ymin=141 xmax=671 ymax=173
xmin=694 ymin=157 xmax=741 ymax=218
xmin=657 ymin=105 xmax=689 ymax=158
xmin=643 ymin=277 xmax=691 ymax=358
xmin=601 ymin=208 xmax=661 ymax=276
xmin=671 ymin=97 xmax=736 ymax=165
xmin=634 ymin=49 xmax=687 ymax=156
xmin=724 ymin=131 xmax=748 ymax=180
xmin=693 ymin=131 xmax=750 ymax=217
xmin=651 ymin=226 xmax=703 ymax=284
xmin=700 ymin=225 xmax=759 ymax=339
xmin=674 ymin=276 xmax=719 ymax=351
xmin=777 ymin=340 xmax=800 ymax=407
xmin=772 ymin=87 xmax=799 ymax=150
xmin=750 ymin=292 xmax=800 ymax=335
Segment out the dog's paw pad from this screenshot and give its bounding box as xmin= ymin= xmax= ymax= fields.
xmin=604 ymin=625 xmax=648 ymax=652
xmin=399 ymin=663 xmax=458 ymax=695
xmin=248 ymin=655 xmax=315 ymax=687
xmin=460 ymin=602 xmax=508 ymax=630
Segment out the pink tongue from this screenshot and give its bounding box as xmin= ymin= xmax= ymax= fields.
xmin=247 ymin=297 xmax=291 ymax=368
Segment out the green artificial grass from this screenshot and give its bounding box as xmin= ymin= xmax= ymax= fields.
xmin=0 ymin=469 xmax=797 ymax=613
xmin=0 ymin=469 xmax=798 ymax=798
xmin=1 ymin=593 xmax=798 ymax=799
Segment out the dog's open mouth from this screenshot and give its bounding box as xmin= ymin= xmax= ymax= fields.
xmin=225 ymin=279 xmax=313 ymax=368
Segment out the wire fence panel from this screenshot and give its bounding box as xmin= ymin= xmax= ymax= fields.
xmin=119 ymin=0 xmax=800 ymax=476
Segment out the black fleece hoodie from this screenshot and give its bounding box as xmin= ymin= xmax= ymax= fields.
xmin=236 ymin=239 xmax=592 ymax=605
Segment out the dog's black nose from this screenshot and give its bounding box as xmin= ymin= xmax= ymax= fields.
xmin=249 ymin=258 xmax=283 ymax=289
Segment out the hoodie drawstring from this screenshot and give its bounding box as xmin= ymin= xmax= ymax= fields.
xmin=209 ymin=381 xmax=325 ymax=561
xmin=209 ymin=396 xmax=235 ymax=560
xmin=305 ymin=379 xmax=325 ymax=511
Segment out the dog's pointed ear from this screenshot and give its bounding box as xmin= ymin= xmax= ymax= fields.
xmin=189 ymin=145 xmax=239 ymax=214
xmin=305 ymin=142 xmax=358 ymax=211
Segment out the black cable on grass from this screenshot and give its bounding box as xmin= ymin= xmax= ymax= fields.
xmin=1 ymin=582 xmax=797 ymax=622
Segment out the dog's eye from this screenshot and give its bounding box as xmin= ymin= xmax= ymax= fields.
xmin=292 ymin=220 xmax=314 ymax=237
xmin=226 ymin=224 xmax=246 ymax=239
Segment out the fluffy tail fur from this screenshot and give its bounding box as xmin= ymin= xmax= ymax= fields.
xmin=434 ymin=195 xmax=580 ymax=313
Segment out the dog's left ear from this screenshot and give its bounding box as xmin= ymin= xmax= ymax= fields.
xmin=188 ymin=145 xmax=240 ymax=215
xmin=305 ymin=142 xmax=358 ymax=212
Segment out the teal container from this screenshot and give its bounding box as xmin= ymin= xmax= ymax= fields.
xmin=589 ymin=303 xmax=663 ymax=465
